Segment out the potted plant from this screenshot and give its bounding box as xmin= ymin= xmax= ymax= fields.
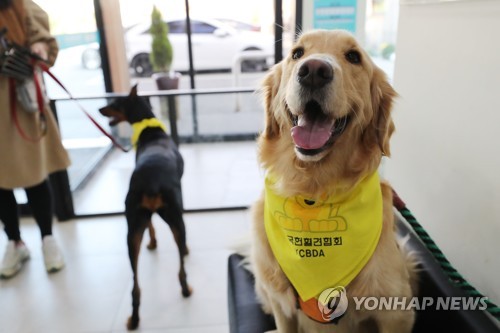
xmin=150 ymin=6 xmax=180 ymax=90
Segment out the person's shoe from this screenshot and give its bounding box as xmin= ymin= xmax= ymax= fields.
xmin=42 ymin=235 xmax=65 ymax=273
xmin=0 ymin=241 xmax=30 ymax=279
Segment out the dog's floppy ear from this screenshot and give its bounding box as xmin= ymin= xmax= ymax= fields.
xmin=261 ymin=64 xmax=282 ymax=139
xmin=129 ymin=84 xmax=139 ymax=97
xmin=368 ymin=68 xmax=397 ymax=156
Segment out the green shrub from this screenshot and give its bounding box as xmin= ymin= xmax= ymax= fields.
xmin=150 ymin=6 xmax=173 ymax=73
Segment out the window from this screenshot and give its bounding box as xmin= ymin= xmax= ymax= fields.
xmin=167 ymin=20 xmax=186 ymax=34
xmin=365 ymin=0 xmax=399 ymax=80
xmin=191 ymin=21 xmax=216 ymax=34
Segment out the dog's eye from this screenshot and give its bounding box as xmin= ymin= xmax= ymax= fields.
xmin=345 ymin=50 xmax=362 ymax=64
xmin=292 ymin=47 xmax=304 ymax=60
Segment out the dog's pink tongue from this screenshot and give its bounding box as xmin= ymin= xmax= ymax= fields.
xmin=291 ymin=121 xmax=332 ymax=150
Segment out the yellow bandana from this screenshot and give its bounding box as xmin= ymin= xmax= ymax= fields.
xmin=264 ymin=172 xmax=383 ymax=301
xmin=130 ymin=118 xmax=167 ymax=148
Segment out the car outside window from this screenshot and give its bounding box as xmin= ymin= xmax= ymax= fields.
xmin=191 ymin=21 xmax=216 ymax=34
xmin=167 ymin=21 xmax=186 ymax=34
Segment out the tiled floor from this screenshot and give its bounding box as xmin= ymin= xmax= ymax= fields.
xmin=0 ymin=210 xmax=253 ymax=333
xmin=0 ymin=141 xmax=263 ymax=333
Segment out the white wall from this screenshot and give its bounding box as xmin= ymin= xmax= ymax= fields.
xmin=387 ymin=0 xmax=500 ymax=303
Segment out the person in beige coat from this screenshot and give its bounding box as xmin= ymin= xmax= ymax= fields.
xmin=0 ymin=0 xmax=70 ymax=278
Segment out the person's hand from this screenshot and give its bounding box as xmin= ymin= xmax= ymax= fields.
xmin=30 ymin=42 xmax=49 ymax=60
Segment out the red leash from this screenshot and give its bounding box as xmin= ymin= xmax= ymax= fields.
xmin=37 ymin=61 xmax=131 ymax=152
xmin=2 ymin=33 xmax=128 ymax=150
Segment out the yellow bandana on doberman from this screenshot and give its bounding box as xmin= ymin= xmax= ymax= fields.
xmin=131 ymin=118 xmax=167 ymax=148
xmin=264 ymin=172 xmax=383 ymax=303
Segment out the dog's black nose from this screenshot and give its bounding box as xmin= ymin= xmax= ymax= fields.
xmin=297 ymin=59 xmax=333 ymax=88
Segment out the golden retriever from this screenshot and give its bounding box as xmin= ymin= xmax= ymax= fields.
xmin=250 ymin=30 xmax=416 ymax=333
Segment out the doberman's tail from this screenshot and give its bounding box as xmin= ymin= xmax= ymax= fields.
xmin=141 ymin=193 xmax=164 ymax=211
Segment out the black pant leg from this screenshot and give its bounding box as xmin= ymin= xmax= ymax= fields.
xmin=25 ymin=179 xmax=53 ymax=238
xmin=0 ymin=188 xmax=21 ymax=241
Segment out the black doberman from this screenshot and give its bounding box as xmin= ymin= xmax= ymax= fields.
xmin=99 ymin=85 xmax=191 ymax=330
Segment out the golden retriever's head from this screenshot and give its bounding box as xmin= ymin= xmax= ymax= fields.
xmin=259 ymin=30 xmax=396 ymax=196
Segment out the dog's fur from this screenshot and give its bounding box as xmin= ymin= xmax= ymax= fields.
xmin=99 ymin=86 xmax=191 ymax=330
xmin=250 ymin=30 xmax=417 ymax=333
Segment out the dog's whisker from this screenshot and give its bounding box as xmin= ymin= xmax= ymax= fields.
xmin=351 ymin=106 xmax=364 ymax=127
xmin=273 ymin=22 xmax=286 ymax=31
xmin=294 ymin=25 xmax=304 ymax=41
xmin=343 ymin=94 xmax=363 ymax=125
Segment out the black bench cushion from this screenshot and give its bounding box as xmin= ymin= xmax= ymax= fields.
xmin=227 ymin=215 xmax=500 ymax=333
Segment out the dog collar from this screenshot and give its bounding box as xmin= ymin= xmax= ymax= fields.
xmin=264 ymin=172 xmax=383 ymax=305
xmin=130 ymin=118 xmax=167 ymax=148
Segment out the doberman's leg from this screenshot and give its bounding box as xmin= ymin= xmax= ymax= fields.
xmin=125 ymin=203 xmax=151 ymax=331
xmin=158 ymin=203 xmax=192 ymax=298
xmin=146 ymin=220 xmax=157 ymax=250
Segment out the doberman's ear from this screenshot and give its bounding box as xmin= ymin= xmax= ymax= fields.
xmin=129 ymin=84 xmax=139 ymax=97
